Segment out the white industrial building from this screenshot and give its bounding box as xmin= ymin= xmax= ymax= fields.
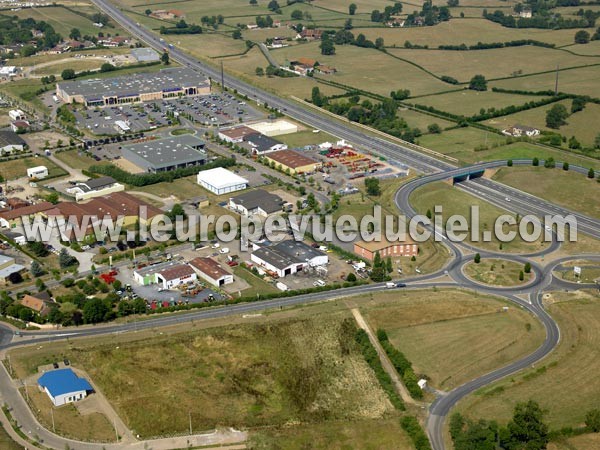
xmin=247 ymin=119 xmax=298 ymax=137
xmin=27 ymin=166 xmax=49 ymax=179
xmin=197 ymin=167 xmax=248 ymax=195
xmin=65 ymin=176 xmax=125 ymax=202
xmin=0 ymin=130 xmax=26 ymax=154
xmin=251 ymin=240 xmax=328 ymax=278
xmin=189 ymin=257 xmax=234 ymax=287
xmin=8 ymin=109 xmax=26 ymax=121
xmin=37 ymin=369 xmax=93 ymax=407
xmin=133 ymin=261 xmax=197 ymax=289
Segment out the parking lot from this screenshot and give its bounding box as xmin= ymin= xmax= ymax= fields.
xmin=72 ymin=92 xmax=264 ymax=136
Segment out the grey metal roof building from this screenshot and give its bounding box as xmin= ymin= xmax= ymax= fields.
xmin=122 ymin=135 xmax=206 ymax=173
xmin=77 ymin=176 xmax=118 ymax=192
xmin=229 ymin=189 xmax=283 ymax=216
xmin=243 ymin=133 xmax=287 ymax=154
xmin=131 ymin=47 xmax=160 ymax=62
xmin=56 ymin=67 xmax=211 ymax=107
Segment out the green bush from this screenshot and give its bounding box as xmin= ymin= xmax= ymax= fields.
xmin=400 ymin=416 xmax=432 ymax=450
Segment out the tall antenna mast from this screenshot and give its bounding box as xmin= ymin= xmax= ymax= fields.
xmin=554 ymin=64 xmax=559 ymax=95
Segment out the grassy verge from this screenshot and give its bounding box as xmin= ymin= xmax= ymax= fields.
xmin=463 ymin=259 xmax=531 ymax=287
xmin=457 ymin=290 xmax=600 ymax=429
xmin=362 ymin=289 xmax=545 ymax=390
xmin=493 ymin=166 xmax=600 ymax=220
xmin=9 ymin=312 xmax=394 ymax=439
xmin=410 ymin=181 xmax=549 ymax=254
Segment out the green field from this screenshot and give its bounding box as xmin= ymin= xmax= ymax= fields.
xmin=388 ymin=46 xmax=596 ymax=82
xmin=9 ymin=5 xmax=126 ymax=38
xmin=491 ymin=65 xmax=600 ymax=98
xmin=458 ymin=291 xmax=600 ymax=429
xmin=23 ymin=386 xmax=116 ymax=442
xmin=414 ymin=90 xmax=549 ymax=117
xmin=270 ymin=42 xmax=450 ymax=97
xmin=357 ymin=18 xmax=578 ymax=48
xmin=398 ymin=107 xmax=456 ymax=132
xmin=248 ymin=418 xmax=414 ymax=450
xmin=493 ymin=166 xmax=600 ymax=220
xmin=9 ymin=312 xmax=396 ymax=439
xmin=485 ymin=100 xmax=600 ymax=148
xmin=464 ymin=258 xmax=531 ymax=287
xmin=362 ymin=289 xmax=544 ymax=390
xmin=410 ymin=181 xmax=551 ymax=253
xmin=417 ymin=127 xmax=600 ymax=169
xmin=31 ymin=59 xmax=107 ymax=76
xmin=0 ymin=156 xmax=66 ymax=180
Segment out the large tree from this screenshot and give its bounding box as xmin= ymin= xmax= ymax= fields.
xmin=83 ymin=298 xmax=109 ymax=324
xmin=469 ymin=74 xmax=487 ymax=91
xmin=545 ymin=103 xmax=569 ymax=129
xmin=500 ymin=401 xmax=549 ymax=450
xmin=574 ymin=29 xmax=590 ymax=44
xmin=320 ymin=36 xmax=335 ymax=55
xmin=349 ymin=3 xmax=357 ymax=15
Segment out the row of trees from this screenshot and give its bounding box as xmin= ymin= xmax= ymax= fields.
xmin=451 ymin=403 xmax=600 ymax=450
xmin=484 ymin=9 xmax=593 ymax=29
xmin=89 ymin=157 xmax=236 ymax=186
xmin=312 ymin=89 xmax=423 ymax=142
xmin=378 ymin=329 xmax=423 ymax=399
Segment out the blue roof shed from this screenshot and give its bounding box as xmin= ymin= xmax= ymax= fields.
xmin=38 ymin=368 xmax=93 ymax=397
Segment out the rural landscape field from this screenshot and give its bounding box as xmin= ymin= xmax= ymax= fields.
xmin=0 ymin=0 xmax=598 ymax=449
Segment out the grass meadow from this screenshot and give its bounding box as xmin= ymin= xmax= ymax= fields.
xmin=362 ymin=289 xmax=544 ymax=390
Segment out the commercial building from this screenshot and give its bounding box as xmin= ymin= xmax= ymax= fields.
xmin=11 ymin=120 xmax=30 ymax=133
xmin=251 ymin=240 xmax=328 ymax=278
xmin=156 ymin=264 xmax=197 ymax=289
xmin=133 ymin=261 xmax=196 ymax=289
xmin=353 ymin=237 xmax=418 ymax=261
xmin=131 ymin=47 xmax=160 ymax=63
xmin=38 ymin=369 xmax=93 ymax=407
xmin=0 ymin=66 xmax=18 ymax=77
xmin=197 ymin=167 xmax=248 ymax=195
xmin=0 ymin=202 xmax=55 ymax=228
xmin=264 ymin=149 xmax=321 ymax=175
xmin=56 ymin=67 xmax=211 ymax=107
xmin=245 ymin=133 xmax=287 ymax=155
xmin=229 ymin=189 xmax=283 ymax=217
xmin=189 ymin=257 xmax=233 ymax=287
xmin=247 ymin=119 xmax=298 ymax=137
xmin=66 ymin=176 xmax=125 ymax=202
xmin=218 ymin=125 xmax=257 ymax=143
xmin=0 ymin=130 xmax=25 ymax=154
xmin=52 ymin=192 xmax=163 ymax=239
xmin=122 ymin=135 xmax=206 ymax=173
xmin=27 ymin=166 xmax=49 ymax=180
xmin=0 ymin=254 xmax=25 ymax=284
xmin=8 ymin=109 xmax=26 ymax=121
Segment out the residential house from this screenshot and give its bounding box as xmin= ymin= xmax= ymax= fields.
xmin=21 ymin=293 xmax=55 ymax=316
xmin=502 ymin=124 xmax=540 ymax=138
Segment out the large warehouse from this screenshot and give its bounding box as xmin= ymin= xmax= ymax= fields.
xmin=264 ymin=149 xmax=321 ymax=175
xmin=122 ymin=135 xmax=206 ymax=173
xmin=55 ymin=67 xmax=211 ymax=107
xmin=197 ymin=167 xmax=249 ymax=195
